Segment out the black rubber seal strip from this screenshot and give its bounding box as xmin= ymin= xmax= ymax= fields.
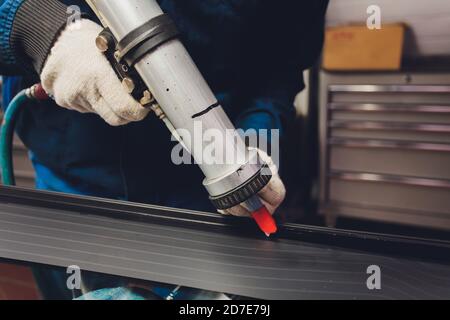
xmin=117 ymin=14 xmax=180 ymax=66
xmin=118 ymin=14 xmax=173 ymax=52
xmin=192 ymin=102 xmax=221 ymax=119
xmin=124 ymin=25 xmax=179 ymax=66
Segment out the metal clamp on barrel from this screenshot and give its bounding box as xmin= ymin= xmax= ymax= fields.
xmin=95 ymin=14 xmax=179 ymax=106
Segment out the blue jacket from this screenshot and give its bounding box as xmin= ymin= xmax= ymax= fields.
xmin=1 ymin=0 xmax=327 ymax=211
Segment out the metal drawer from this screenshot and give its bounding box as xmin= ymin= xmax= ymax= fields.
xmin=330 ymin=141 xmax=450 ymax=179
xmin=327 ymin=202 xmax=450 ymax=230
xmin=329 ymin=173 xmax=450 ymax=216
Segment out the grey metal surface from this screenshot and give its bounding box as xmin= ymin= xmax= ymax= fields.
xmin=0 ymin=201 xmax=449 ymax=300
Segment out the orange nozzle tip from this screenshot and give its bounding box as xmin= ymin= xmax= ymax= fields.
xmin=251 ymin=206 xmax=278 ymax=236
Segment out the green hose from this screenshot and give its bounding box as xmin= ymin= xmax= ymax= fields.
xmin=0 ymin=89 xmax=29 ymax=186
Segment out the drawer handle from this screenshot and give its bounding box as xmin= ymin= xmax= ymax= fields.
xmin=329 ymin=138 xmax=450 ymax=152
xmin=329 ymin=85 xmax=450 ymax=93
xmin=330 ymin=120 xmax=450 ymax=133
xmin=330 ymin=171 xmax=450 ymax=189
xmin=329 ymin=103 xmax=450 ymax=114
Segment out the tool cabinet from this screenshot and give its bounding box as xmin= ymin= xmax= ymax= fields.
xmin=319 ymin=72 xmax=450 ymax=230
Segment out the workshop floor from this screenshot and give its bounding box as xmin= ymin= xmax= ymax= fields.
xmin=0 ymin=263 xmax=40 ymax=300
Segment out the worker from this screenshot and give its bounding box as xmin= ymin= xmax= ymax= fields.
xmin=1 ymin=0 xmax=329 ymax=299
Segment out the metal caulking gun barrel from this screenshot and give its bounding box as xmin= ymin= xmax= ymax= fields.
xmin=86 ymin=0 xmax=277 ymax=236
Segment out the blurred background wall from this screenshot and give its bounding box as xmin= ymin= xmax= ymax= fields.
xmin=326 ymin=0 xmax=450 ymax=57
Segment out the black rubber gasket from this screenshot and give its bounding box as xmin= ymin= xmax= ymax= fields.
xmin=117 ymin=14 xmax=180 ymax=66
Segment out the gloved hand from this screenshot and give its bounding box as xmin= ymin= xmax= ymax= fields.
xmin=219 ymin=149 xmax=286 ymax=217
xmin=41 ymin=19 xmax=150 ymax=126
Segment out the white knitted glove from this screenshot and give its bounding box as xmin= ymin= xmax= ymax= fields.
xmin=41 ymin=19 xmax=149 ymax=126
xmin=219 ymin=149 xmax=286 ymax=217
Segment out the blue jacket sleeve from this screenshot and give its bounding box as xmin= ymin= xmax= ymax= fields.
xmin=1 ymin=0 xmax=73 ymax=75
xmin=0 ymin=0 xmax=25 ymax=75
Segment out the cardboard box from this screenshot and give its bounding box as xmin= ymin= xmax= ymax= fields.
xmin=322 ymin=24 xmax=405 ymax=71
